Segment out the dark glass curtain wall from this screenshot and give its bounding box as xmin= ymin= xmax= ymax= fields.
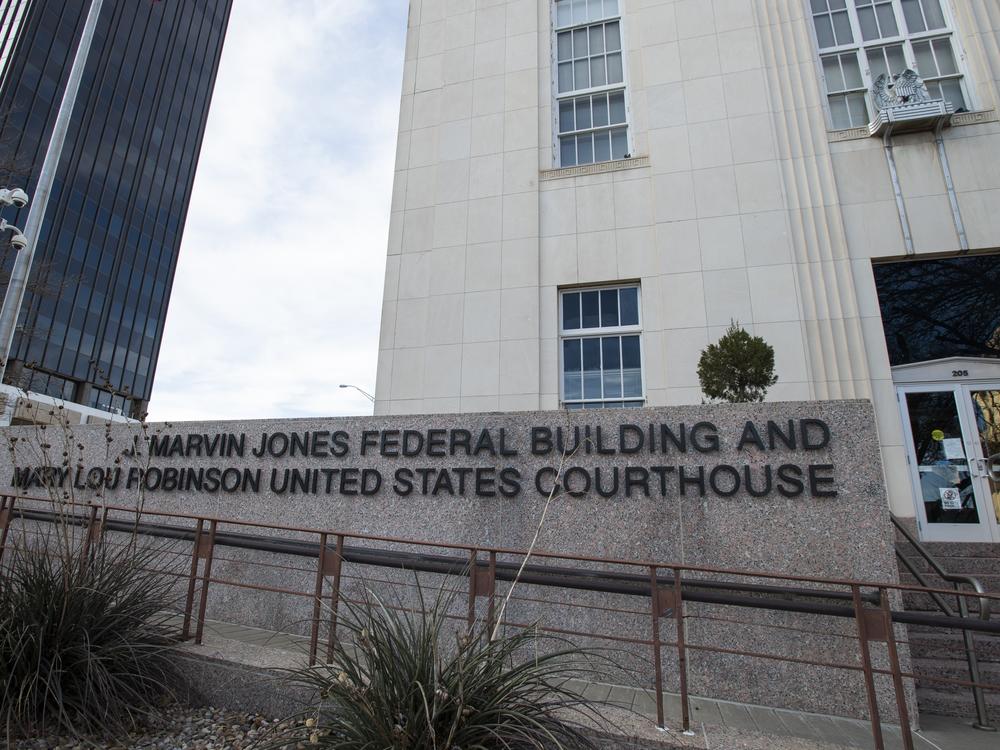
xmin=0 ymin=0 xmax=232 ymax=416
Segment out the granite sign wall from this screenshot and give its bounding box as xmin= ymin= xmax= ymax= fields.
xmin=2 ymin=400 xmax=890 ymax=577
xmin=0 ymin=400 xmax=909 ymax=719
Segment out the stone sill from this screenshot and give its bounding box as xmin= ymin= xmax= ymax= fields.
xmin=827 ymin=109 xmax=998 ymax=142
xmin=540 ymin=155 xmax=649 ymax=181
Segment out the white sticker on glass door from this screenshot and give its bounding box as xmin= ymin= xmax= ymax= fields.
xmin=939 ymin=487 xmax=962 ymax=510
xmin=942 ymin=438 xmax=965 ymax=460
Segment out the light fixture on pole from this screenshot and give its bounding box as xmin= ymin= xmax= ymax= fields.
xmin=338 ymin=384 xmax=375 ymax=403
xmin=0 ymin=190 xmax=30 ymax=426
xmin=0 ymin=218 xmax=29 ymax=252
xmin=0 ymin=188 xmax=29 ymax=209
xmin=0 ymin=188 xmax=31 ymax=259
xmin=0 ymin=194 xmax=31 ymax=365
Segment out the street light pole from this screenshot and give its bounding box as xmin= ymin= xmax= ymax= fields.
xmin=0 ymin=0 xmax=104 ymax=389
xmin=338 ymin=384 xmax=375 ymax=403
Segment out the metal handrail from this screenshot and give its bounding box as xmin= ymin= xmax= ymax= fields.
xmin=5 ymin=495 xmax=1000 ymax=750
xmin=11 ymin=493 xmax=1000 ymax=598
xmin=10 ymin=504 xmax=1000 ymax=635
xmin=892 ymin=516 xmax=992 ymax=619
xmin=891 ymin=514 xmax=995 ymax=731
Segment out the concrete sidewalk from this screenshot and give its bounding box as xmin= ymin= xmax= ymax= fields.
xmin=187 ymin=619 xmax=997 ymax=750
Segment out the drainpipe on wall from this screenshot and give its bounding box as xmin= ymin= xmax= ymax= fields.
xmin=881 ymin=124 xmax=915 ymax=256
xmin=933 ymin=118 xmax=969 ymax=253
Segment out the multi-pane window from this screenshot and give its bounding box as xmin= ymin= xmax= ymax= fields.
xmin=822 ymin=52 xmax=868 ymax=129
xmin=559 ymin=91 xmax=628 ymax=167
xmin=560 ymin=286 xmax=643 ymax=409
xmin=901 ymin=0 xmax=946 ymax=32
xmin=809 ymin=0 xmax=969 ymax=129
xmin=855 ymin=0 xmax=899 ymax=40
xmin=554 ymin=0 xmax=629 ymax=167
xmin=912 ymin=36 xmax=963 ymax=104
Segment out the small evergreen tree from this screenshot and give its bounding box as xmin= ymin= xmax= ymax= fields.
xmin=697 ymin=321 xmax=778 ymax=403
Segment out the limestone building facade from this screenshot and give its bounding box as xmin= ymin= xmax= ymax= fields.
xmin=375 ymin=0 xmax=1000 ymax=544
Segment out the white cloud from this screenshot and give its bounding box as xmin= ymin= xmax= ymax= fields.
xmin=149 ymin=1 xmax=405 ymax=421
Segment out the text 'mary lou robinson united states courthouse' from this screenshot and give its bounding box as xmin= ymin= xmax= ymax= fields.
xmin=374 ymin=0 xmax=1000 ymax=545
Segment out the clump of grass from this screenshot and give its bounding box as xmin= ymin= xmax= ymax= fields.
xmin=257 ymin=587 xmax=606 ymax=749
xmin=0 ymin=529 xmax=181 ymax=740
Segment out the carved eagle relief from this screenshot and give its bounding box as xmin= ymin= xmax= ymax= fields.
xmin=893 ymin=69 xmax=931 ymax=102
xmin=872 ymin=73 xmax=894 ymax=109
xmin=872 ymin=68 xmax=933 ymax=109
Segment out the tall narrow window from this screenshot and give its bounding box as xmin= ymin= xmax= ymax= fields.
xmin=554 ymin=0 xmax=629 ymax=167
xmin=809 ymin=0 xmax=970 ymax=129
xmin=560 ymin=285 xmax=643 ymax=409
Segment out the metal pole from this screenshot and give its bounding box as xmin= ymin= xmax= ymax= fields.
xmin=0 ymin=0 xmax=104 ymax=394
xmin=182 ymin=518 xmax=205 ymax=640
xmin=879 ymin=589 xmax=914 ymax=750
xmin=80 ymin=503 xmax=100 ymax=562
xmin=648 ymin=566 xmax=666 ymax=729
xmin=0 ymin=496 xmax=14 ymax=570
xmin=882 ymin=125 xmax=914 ymax=256
xmin=852 ymin=585 xmax=886 ymax=750
xmin=672 ymin=568 xmax=691 ymax=734
xmin=324 ymin=534 xmax=345 ymax=663
xmin=934 ymin=119 xmax=969 ymax=252
xmin=467 ymin=548 xmax=478 ymax=628
xmin=957 ymin=590 xmax=995 ymax=731
xmin=309 ymin=532 xmax=330 ymax=666
xmin=194 ymin=519 xmax=218 ymax=644
xmin=338 ymin=384 xmax=375 ymax=403
xmin=487 ymin=551 xmax=497 ymax=633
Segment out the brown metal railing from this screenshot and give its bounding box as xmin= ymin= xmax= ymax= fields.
xmin=3 ymin=493 xmax=1000 ymax=750
xmin=892 ymin=514 xmax=996 ymax=732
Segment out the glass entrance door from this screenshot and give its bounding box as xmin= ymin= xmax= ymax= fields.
xmin=968 ymin=388 xmax=1000 ymax=538
xmin=898 ymin=384 xmax=1000 ymax=543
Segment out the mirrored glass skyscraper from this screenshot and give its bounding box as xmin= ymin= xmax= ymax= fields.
xmin=0 ymin=0 xmax=232 ymax=417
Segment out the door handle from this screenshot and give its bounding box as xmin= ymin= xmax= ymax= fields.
xmin=988 ymin=453 xmax=1000 ymax=482
xmin=970 ymin=459 xmax=986 ymax=479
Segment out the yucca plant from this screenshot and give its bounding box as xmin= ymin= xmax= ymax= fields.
xmin=256 ymin=586 xmax=607 ymax=750
xmin=0 ymin=528 xmax=181 ymax=740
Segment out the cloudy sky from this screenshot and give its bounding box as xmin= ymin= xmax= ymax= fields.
xmin=148 ymin=1 xmax=406 ymax=422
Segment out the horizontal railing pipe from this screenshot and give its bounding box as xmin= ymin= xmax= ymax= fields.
xmin=11 ymin=505 xmax=1000 ymax=635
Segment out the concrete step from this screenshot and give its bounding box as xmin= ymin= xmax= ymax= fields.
xmin=899 ymin=573 xmax=1000 ymax=609
xmin=898 ymin=554 xmax=1000 ymax=578
xmin=913 ymin=656 xmax=1000 ymax=691
xmin=906 ymin=624 xmax=1000 ymax=649
xmin=903 ymin=540 xmax=1000 ymax=560
xmin=915 ymin=687 xmax=1000 ymax=721
xmin=899 ymin=571 xmax=1000 ymax=609
xmin=912 ymin=654 xmax=1000 ymax=719
xmin=892 ymin=538 xmax=1000 ymax=722
xmin=907 ymin=631 xmax=1000 ymax=663
xmin=900 ymin=590 xmax=997 ymax=617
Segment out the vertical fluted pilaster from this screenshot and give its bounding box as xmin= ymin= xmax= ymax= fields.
xmin=753 ymin=0 xmax=873 ymax=400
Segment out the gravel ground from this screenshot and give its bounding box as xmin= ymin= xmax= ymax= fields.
xmin=10 ymin=704 xmax=302 ymax=750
